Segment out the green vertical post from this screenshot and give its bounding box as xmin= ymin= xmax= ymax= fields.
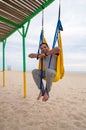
xmin=2 ymin=40 xmax=6 ymax=87
xmin=22 ymin=26 xmax=26 ymax=72
xmin=19 ymin=21 xmax=30 ymax=98
xmin=22 ymin=25 xmax=27 ymax=98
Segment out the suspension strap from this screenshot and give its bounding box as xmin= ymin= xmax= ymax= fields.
xmin=37 ymin=6 xmax=45 ymax=95
xmin=37 ymin=6 xmax=44 ymax=55
xmin=48 ymin=0 xmax=63 ymax=68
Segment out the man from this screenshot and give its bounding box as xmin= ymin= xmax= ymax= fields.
xmin=28 ymin=43 xmax=60 ymax=101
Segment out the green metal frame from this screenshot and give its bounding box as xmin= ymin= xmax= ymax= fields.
xmin=2 ymin=39 xmax=6 ymax=87
xmin=2 ymin=40 xmax=6 ymax=71
xmin=0 ymin=0 xmax=55 ymax=97
xmin=21 ymin=21 xmax=30 ymax=97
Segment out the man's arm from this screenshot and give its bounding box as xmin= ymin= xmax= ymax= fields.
xmin=28 ymin=53 xmax=46 ymax=59
xmin=46 ymin=47 xmax=60 ymax=56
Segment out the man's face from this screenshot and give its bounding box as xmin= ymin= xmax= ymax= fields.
xmin=40 ymin=44 xmax=49 ymax=54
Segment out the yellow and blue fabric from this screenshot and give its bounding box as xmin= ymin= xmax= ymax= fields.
xmin=37 ymin=2 xmax=64 ymax=95
xmin=38 ymin=21 xmax=64 ymax=83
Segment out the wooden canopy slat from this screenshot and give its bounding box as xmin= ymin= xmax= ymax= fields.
xmin=0 ymin=26 xmax=13 ymax=30
xmin=0 ymin=23 xmax=14 ymax=38
xmin=24 ymin=0 xmax=39 ymax=9
xmin=0 ymin=25 xmax=13 ymax=33
xmin=0 ymin=30 xmax=10 ymax=34
xmin=0 ymin=26 xmax=13 ymax=31
xmin=0 ymin=0 xmax=55 ymax=41
xmin=12 ymin=0 xmax=36 ymax=12
xmin=0 ymin=10 xmax=22 ymax=24
xmin=3 ymin=0 xmax=32 ymax=16
xmin=0 ymin=29 xmax=12 ymax=33
xmin=3 ymin=0 xmax=30 ymax=16
xmin=0 ymin=21 xmax=15 ymax=29
xmin=19 ymin=0 xmax=38 ymax=11
xmin=34 ymin=0 xmax=44 ymax=5
xmin=25 ymin=0 xmax=42 ymax=8
xmin=0 ymin=3 xmax=27 ymax=20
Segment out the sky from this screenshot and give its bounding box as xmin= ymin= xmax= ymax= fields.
xmin=0 ymin=0 xmax=86 ymax=72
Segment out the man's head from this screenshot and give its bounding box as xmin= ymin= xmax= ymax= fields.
xmin=40 ymin=43 xmax=49 ymax=54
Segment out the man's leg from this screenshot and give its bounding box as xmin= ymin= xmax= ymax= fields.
xmin=32 ymin=69 xmax=45 ymax=99
xmin=45 ymin=69 xmax=56 ymax=92
xmin=42 ymin=69 xmax=56 ymax=101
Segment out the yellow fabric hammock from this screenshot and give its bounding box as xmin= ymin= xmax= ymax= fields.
xmin=38 ymin=0 xmax=64 ymax=83
xmin=39 ymin=31 xmax=64 ymax=82
xmin=53 ymin=31 xmax=64 ymax=82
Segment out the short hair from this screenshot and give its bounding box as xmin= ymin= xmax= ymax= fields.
xmin=40 ymin=42 xmax=49 ymax=48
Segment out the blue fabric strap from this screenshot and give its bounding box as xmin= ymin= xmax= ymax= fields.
xmin=48 ymin=19 xmax=63 ymax=68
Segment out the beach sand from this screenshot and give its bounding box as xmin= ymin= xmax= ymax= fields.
xmin=0 ymin=71 xmax=86 ymax=130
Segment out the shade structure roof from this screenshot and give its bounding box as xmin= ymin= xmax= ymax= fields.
xmin=0 ymin=0 xmax=55 ymax=42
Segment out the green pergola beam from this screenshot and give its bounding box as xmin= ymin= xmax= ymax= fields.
xmin=0 ymin=16 xmax=19 ymax=27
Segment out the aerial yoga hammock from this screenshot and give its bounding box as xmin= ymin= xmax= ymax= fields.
xmin=37 ymin=0 xmax=64 ymax=94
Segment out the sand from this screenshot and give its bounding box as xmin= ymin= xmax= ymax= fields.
xmin=0 ymin=71 xmax=86 ymax=130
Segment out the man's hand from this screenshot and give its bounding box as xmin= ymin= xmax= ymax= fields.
xmin=38 ymin=53 xmax=46 ymax=59
xmin=28 ymin=53 xmax=37 ymax=58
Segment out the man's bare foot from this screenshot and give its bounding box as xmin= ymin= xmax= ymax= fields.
xmin=37 ymin=91 xmax=42 ymax=100
xmin=42 ymin=92 xmax=49 ymax=101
